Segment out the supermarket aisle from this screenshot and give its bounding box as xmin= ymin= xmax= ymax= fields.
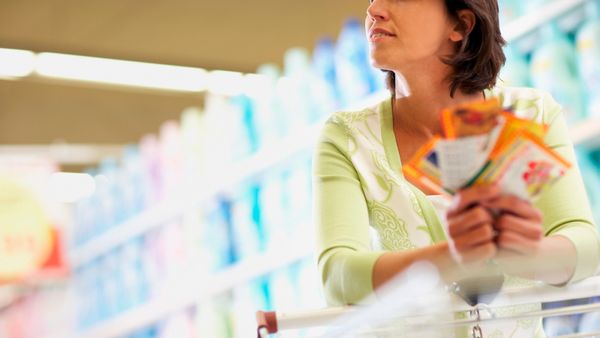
xmin=0 ymin=0 xmax=600 ymax=337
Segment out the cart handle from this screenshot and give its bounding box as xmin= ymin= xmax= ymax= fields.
xmin=256 ymin=310 xmax=278 ymax=337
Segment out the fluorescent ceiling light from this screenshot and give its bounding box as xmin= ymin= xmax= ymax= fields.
xmin=207 ymin=70 xmax=245 ymax=95
xmin=0 ymin=48 xmax=35 ymax=78
xmin=36 ymin=52 xmax=208 ymax=92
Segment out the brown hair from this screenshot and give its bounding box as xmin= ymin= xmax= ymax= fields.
xmin=385 ymin=0 xmax=506 ymax=97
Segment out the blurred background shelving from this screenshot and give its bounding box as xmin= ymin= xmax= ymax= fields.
xmin=1 ymin=0 xmax=600 ymax=337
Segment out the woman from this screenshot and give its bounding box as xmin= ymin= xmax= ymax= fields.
xmin=313 ymin=0 xmax=600 ymax=336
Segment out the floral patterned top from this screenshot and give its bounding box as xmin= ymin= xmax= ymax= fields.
xmin=313 ymin=86 xmax=600 ymax=337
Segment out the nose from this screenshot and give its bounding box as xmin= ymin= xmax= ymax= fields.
xmin=366 ymin=0 xmax=389 ymax=22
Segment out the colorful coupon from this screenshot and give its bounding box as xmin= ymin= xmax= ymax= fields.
xmin=441 ymin=98 xmax=502 ymax=139
xmin=403 ymin=98 xmax=569 ymax=201
xmin=402 ymin=136 xmax=449 ymax=196
xmin=469 ymin=131 xmax=571 ymax=200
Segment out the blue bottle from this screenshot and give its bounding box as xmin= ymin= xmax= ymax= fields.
xmin=103 ymin=250 xmax=123 ymax=317
xmin=576 ymin=0 xmax=600 ymax=118
xmin=74 ymin=264 xmax=92 ymax=329
xmin=96 ymin=158 xmax=122 ymax=231
xmin=258 ymin=171 xmax=287 ymax=250
xmin=120 ymin=145 xmax=146 ymax=219
xmin=499 ymin=44 xmax=530 ymax=87
xmin=530 ymin=23 xmax=586 ymax=124
xmin=335 ymin=18 xmax=376 ymax=107
xmin=230 ymin=185 xmax=265 ymax=261
xmin=73 ymin=168 xmax=98 ymax=246
xmin=282 ymin=156 xmax=313 ymax=230
xmin=229 ymin=94 xmax=259 ymax=156
xmin=121 ymin=237 xmax=149 ymax=309
xmin=311 ymin=37 xmax=341 ymax=120
xmin=203 ymin=198 xmax=235 ymax=271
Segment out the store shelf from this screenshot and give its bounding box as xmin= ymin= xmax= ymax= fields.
xmin=502 ymin=0 xmax=587 ymax=43
xmin=571 ymin=116 xmax=600 ymax=149
xmin=79 ymin=241 xmax=313 ymax=338
xmin=69 ymin=90 xmax=390 ymax=269
xmin=64 ymin=3 xmax=600 ymax=337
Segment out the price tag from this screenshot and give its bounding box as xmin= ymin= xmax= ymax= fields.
xmin=0 ymin=175 xmax=53 ymax=282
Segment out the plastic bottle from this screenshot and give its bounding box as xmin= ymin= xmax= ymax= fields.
xmin=335 ymin=18 xmax=376 ymax=107
xmin=180 ymin=107 xmax=207 ymax=180
xmin=230 ymin=93 xmax=259 ymax=155
xmin=140 ymin=134 xmax=163 ymax=206
xmin=311 ymin=37 xmax=341 ymax=120
xmin=278 ymin=47 xmax=315 ymax=130
xmin=254 ymin=63 xmax=287 ymax=145
xmin=75 ymin=264 xmax=94 ymax=329
xmin=282 ymin=157 xmax=313 ymax=232
xmin=89 ymin=259 xmax=103 ymax=326
xmin=101 ymin=250 xmax=122 ymax=319
xmin=230 ymin=185 xmax=264 ymax=261
xmin=258 ymin=170 xmax=287 ymax=250
xmin=73 ymin=168 xmax=99 ymax=246
xmin=203 ymin=198 xmax=235 ymax=271
xmin=158 ymin=121 xmax=185 ymax=198
xmin=576 ymin=0 xmax=600 ymax=118
xmin=121 ymin=237 xmax=149 ymax=307
xmin=120 ymin=145 xmax=146 ymax=219
xmin=530 ymin=23 xmax=586 ymax=124
xmin=203 ymin=93 xmax=250 ymax=170
xmin=95 ymin=158 xmax=121 ymax=233
xmin=160 ymin=221 xmax=188 ymax=289
xmin=499 ymin=44 xmax=530 ymax=87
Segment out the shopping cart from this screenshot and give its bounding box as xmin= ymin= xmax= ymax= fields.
xmin=257 ymin=271 xmax=600 ymax=338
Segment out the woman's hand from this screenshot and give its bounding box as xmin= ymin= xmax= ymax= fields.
xmin=481 ymin=195 xmax=544 ymax=255
xmin=446 ymin=185 xmax=500 ymax=264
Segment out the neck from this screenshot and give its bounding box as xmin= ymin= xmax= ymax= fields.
xmin=391 ymin=63 xmax=485 ymax=137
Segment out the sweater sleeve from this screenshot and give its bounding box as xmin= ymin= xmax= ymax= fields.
xmin=313 ymin=120 xmax=384 ymax=306
xmin=536 ymin=93 xmax=600 ymax=283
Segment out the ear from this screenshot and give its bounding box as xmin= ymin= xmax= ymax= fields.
xmin=449 ymin=9 xmax=476 ymax=42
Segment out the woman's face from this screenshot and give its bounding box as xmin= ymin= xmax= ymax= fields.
xmin=365 ymin=0 xmax=459 ymax=71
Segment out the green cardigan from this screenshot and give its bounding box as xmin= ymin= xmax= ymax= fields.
xmin=313 ymin=86 xmax=600 ymax=336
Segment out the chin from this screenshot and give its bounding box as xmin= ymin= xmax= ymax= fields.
xmin=369 ymin=56 xmax=391 ymax=72
xmin=369 ymin=50 xmax=395 ymax=71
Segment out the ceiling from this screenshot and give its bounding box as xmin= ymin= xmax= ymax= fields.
xmin=0 ymin=0 xmax=367 ymax=152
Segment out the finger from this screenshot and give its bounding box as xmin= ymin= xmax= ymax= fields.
xmin=497 ymin=230 xmax=540 ymax=255
xmin=452 ymin=224 xmax=495 ymax=251
xmin=448 ymin=207 xmax=494 ymax=237
xmin=448 ymin=184 xmax=500 ymax=216
xmin=481 ymin=195 xmax=543 ymax=222
xmin=495 ymin=214 xmax=543 ymax=240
